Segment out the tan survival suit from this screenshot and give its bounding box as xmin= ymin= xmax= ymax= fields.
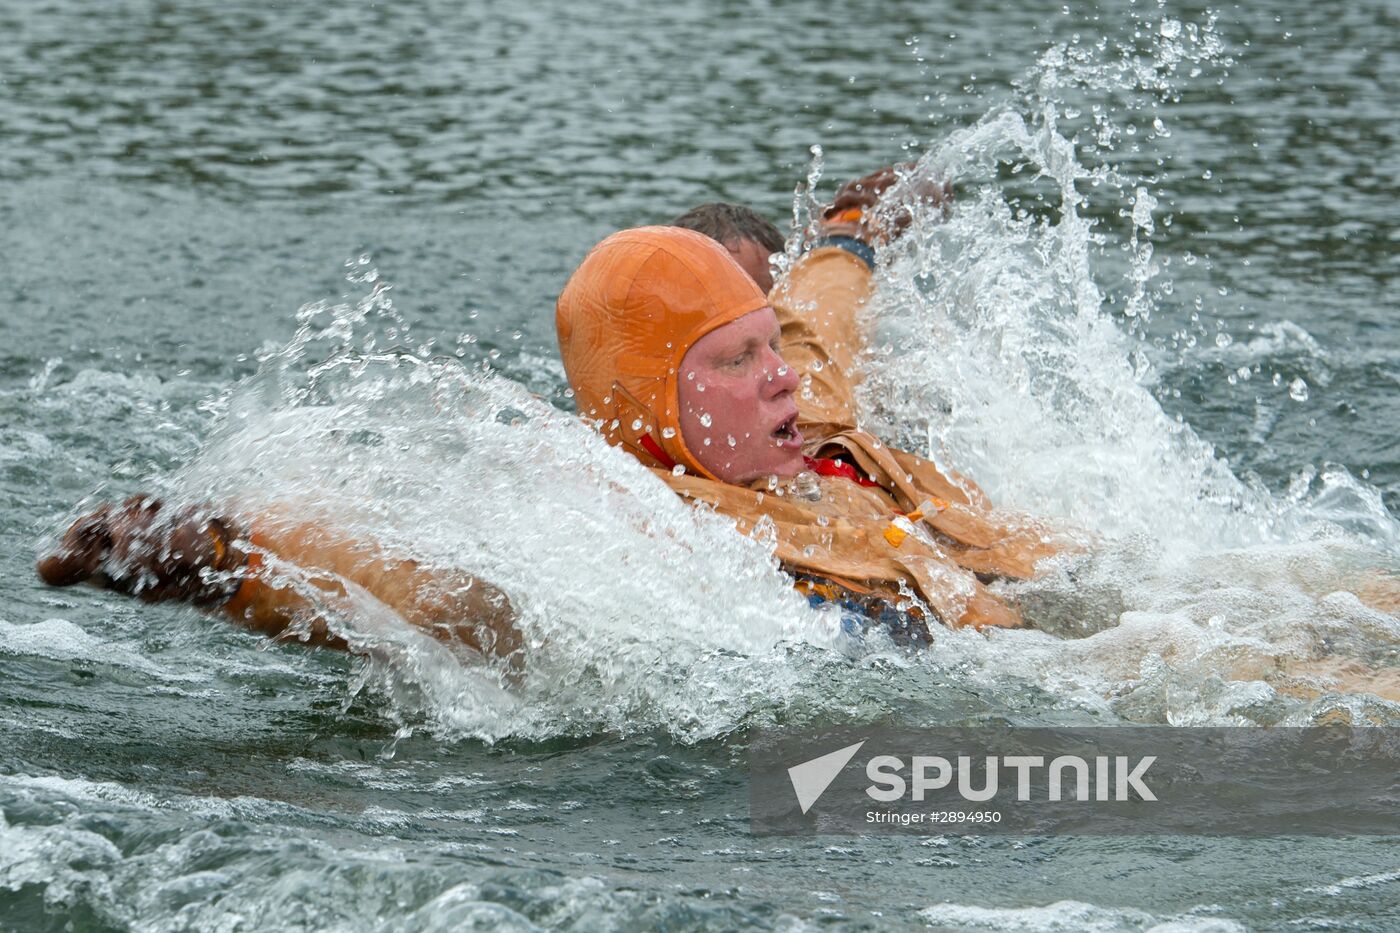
xmin=556 ymin=226 xmax=1061 ymax=629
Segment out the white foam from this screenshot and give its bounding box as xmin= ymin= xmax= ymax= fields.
xmin=919 ymin=899 xmax=1244 ymax=932
xmin=174 ymin=350 xmax=840 ymax=741
xmin=1306 ymin=867 xmax=1400 ymax=897
xmin=0 ymin=617 xmax=167 ymax=677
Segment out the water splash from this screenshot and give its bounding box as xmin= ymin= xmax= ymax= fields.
xmin=170 ymin=282 xmax=840 ymax=741
xmin=783 ymin=7 xmax=1400 ymax=726
xmin=845 ymin=11 xmax=1397 ymax=554
xmin=857 ymin=108 xmax=1277 ymax=550
xmin=132 ymin=8 xmax=1400 ymax=740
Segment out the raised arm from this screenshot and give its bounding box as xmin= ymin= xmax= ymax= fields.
xmin=772 ymin=243 xmax=873 ymax=435
xmin=774 ymin=164 xmax=954 ymax=437
xmin=774 ymin=166 xmax=1071 ymax=584
xmin=36 ymin=496 xmax=519 ymax=662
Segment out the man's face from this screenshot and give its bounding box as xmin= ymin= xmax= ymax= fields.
xmin=725 ymin=238 xmax=776 ymax=294
xmin=677 ymin=308 xmax=805 ymax=484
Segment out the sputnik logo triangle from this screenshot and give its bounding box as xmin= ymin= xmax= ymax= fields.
xmin=787 ymin=741 xmax=865 ymax=814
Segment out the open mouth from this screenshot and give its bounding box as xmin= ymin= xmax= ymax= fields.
xmin=771 ymin=413 xmax=803 ymax=448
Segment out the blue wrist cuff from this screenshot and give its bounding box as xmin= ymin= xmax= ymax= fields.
xmin=808 ymin=235 xmax=876 ymax=271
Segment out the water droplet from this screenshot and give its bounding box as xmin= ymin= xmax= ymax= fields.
xmin=671 ymin=464 xmax=686 ymax=476
xmin=661 ymin=427 xmax=676 ymax=438
xmin=631 ymin=419 xmax=643 ymax=431
xmin=1288 ymin=378 xmax=1309 ymax=402
xmin=727 ymin=435 xmax=737 ymax=447
xmin=1215 ymin=333 xmax=1233 ymax=349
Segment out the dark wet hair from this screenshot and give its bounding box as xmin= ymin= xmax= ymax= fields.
xmin=670 ymin=203 xmax=785 ymax=254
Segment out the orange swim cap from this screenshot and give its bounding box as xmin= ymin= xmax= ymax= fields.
xmin=556 ymin=226 xmax=770 ymax=479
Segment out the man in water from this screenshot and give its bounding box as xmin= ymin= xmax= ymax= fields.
xmin=671 ymin=202 xmax=786 ymax=294
xmin=37 ymin=167 xmax=1060 ymax=661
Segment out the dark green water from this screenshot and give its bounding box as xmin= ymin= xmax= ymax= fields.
xmin=4 ymin=1 xmax=1400 ymax=930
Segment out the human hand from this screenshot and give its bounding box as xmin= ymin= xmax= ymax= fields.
xmin=820 ymin=163 xmax=954 ymax=244
xmin=37 ymin=496 xmax=245 ymax=605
